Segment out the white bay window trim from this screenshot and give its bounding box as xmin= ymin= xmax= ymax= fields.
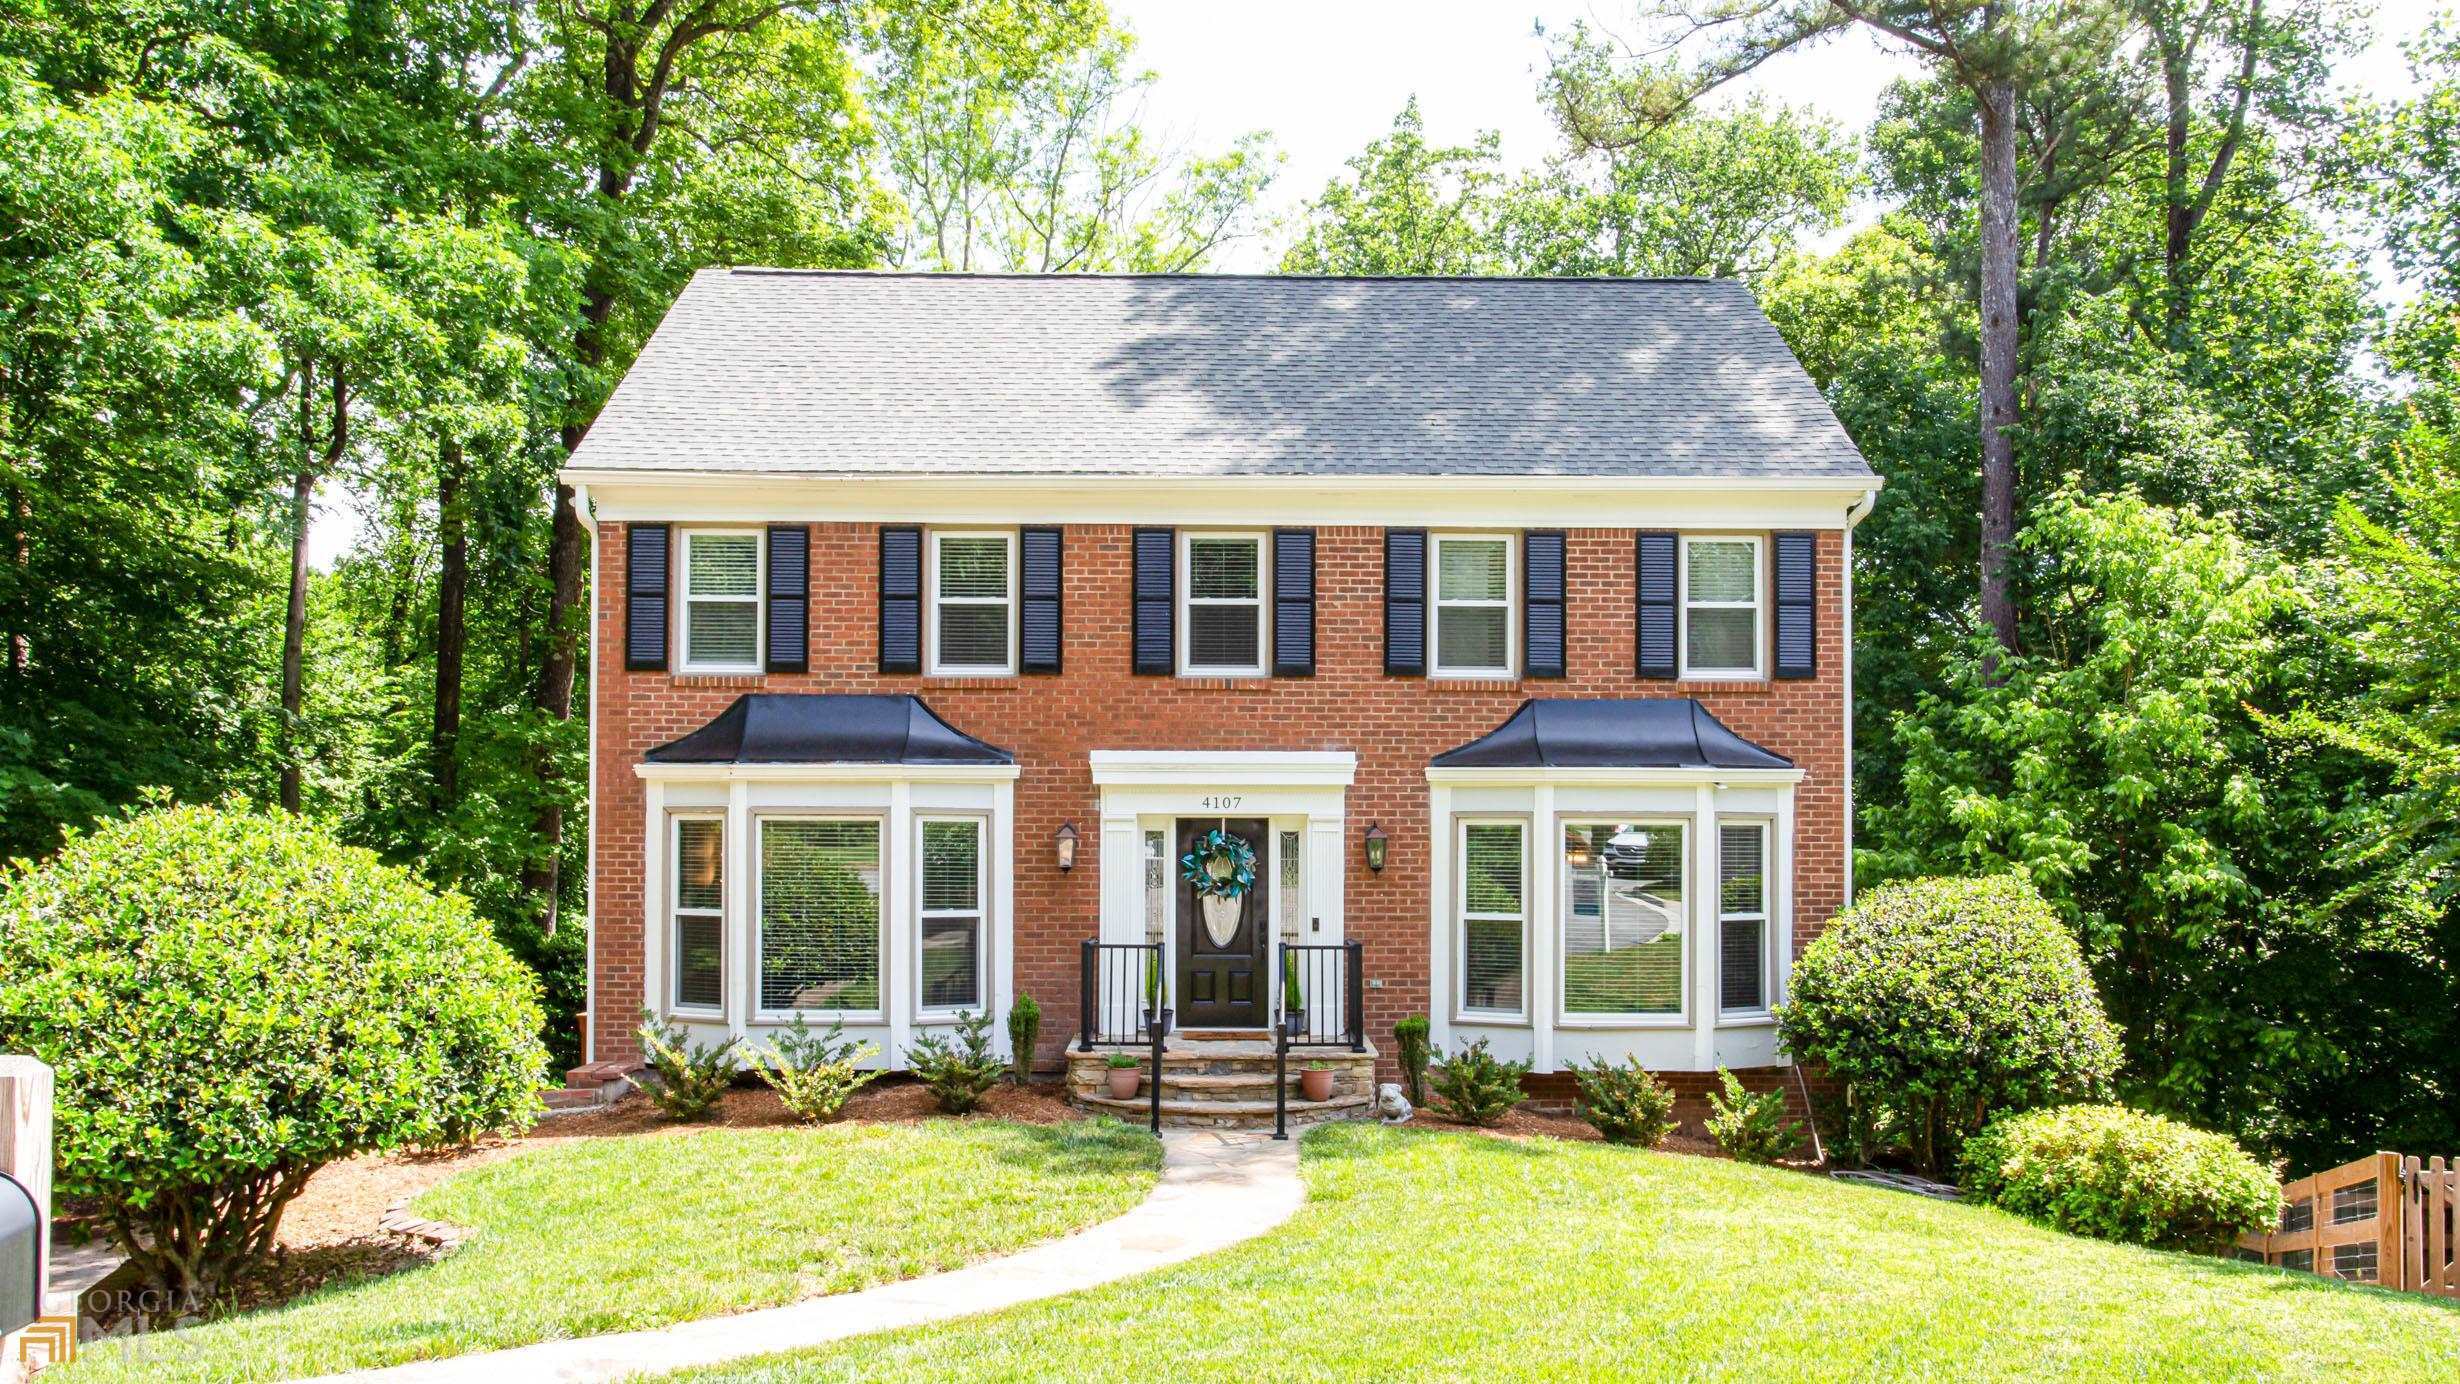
xmin=915 ymin=813 xmax=989 ymax=1016
xmin=668 ymin=813 xmax=725 ymax=1017
xmin=925 ymin=529 xmax=1018 ymax=676
xmin=1177 ymin=531 xmax=1269 ymax=678
xmin=1429 ymin=532 xmax=1517 ymax=679
xmin=753 ymin=811 xmax=888 ymax=1024
xmin=1454 ymin=816 xmax=1530 ymax=1022
xmin=1679 ymin=534 xmax=1765 ymax=680
xmin=1556 ymin=816 xmax=1691 ymax=1029
xmin=676 ymin=528 xmax=765 ymax=674
xmin=1717 ymin=818 xmax=1774 ymax=1017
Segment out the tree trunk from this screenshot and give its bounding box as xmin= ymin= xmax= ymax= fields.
xmin=280 ymin=463 xmax=313 ymax=814
xmin=431 ymin=438 xmax=469 ymax=812
xmin=1976 ymin=76 xmax=2023 ymax=661
xmin=2160 ymin=35 xmax=2194 ymax=348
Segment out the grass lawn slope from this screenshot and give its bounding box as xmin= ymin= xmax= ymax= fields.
xmin=64 ymin=1118 xmax=1161 ymax=1383
xmin=686 ymin=1123 xmax=2460 ymax=1382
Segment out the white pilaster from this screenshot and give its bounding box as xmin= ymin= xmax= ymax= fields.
xmin=991 ymin=778 xmax=1015 ymax=1063
xmin=886 ymin=781 xmax=914 ymax=1064
xmin=1692 ymin=784 xmax=1718 ymax=1071
xmin=725 ymin=780 xmax=751 ymax=1040
xmin=1427 ymin=786 xmax=1452 ymax=1054
xmin=642 ymin=778 xmax=666 ymax=1024
xmin=1530 ymin=785 xmax=1557 ymax=1073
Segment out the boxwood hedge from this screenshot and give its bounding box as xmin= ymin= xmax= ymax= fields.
xmin=1961 ymin=1104 xmax=2281 ymax=1253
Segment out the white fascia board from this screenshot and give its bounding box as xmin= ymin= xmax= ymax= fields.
xmin=567 ymin=471 xmax=1884 ymax=531
xmin=1423 ymin=766 xmax=1805 ymax=788
xmin=1090 ymin=749 xmax=1358 ymax=788
xmin=635 ymin=762 xmax=1022 ymax=783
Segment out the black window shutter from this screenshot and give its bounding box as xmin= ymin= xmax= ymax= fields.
xmin=1524 ymin=530 xmax=1566 ymax=679
xmin=1132 ymin=527 xmax=1175 ymax=674
xmin=625 ymin=523 xmax=670 ymax=671
xmin=1773 ymin=531 xmax=1816 ymax=679
xmin=1021 ymin=526 xmax=1063 ymax=674
xmin=1384 ymin=528 xmax=1427 ymax=676
xmin=879 ymin=526 xmax=922 ymax=674
xmin=1635 ymin=531 xmax=1677 ymax=679
xmin=766 ymin=525 xmax=808 ymax=673
xmin=1272 ymin=528 xmax=1316 ymax=677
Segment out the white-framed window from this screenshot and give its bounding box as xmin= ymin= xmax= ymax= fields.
xmin=1179 ymin=532 xmax=1268 ymax=677
xmin=679 ymin=529 xmax=764 ymax=673
xmin=1718 ymin=821 xmax=1771 ymax=1014
xmin=1431 ymin=533 xmax=1516 ymax=678
xmin=1559 ymin=819 xmax=1687 ymax=1021
xmin=1681 ymin=535 xmax=1763 ymax=678
xmin=927 ymin=530 xmax=1016 ymax=675
xmin=756 ymin=815 xmax=884 ymax=1017
xmin=1457 ymin=819 xmax=1527 ymax=1018
xmin=670 ymin=815 xmax=725 ymax=1013
xmin=917 ymin=816 xmax=985 ymax=1013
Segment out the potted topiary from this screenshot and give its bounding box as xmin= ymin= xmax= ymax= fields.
xmin=1104 ymin=1051 xmax=1143 ymax=1099
xmin=1300 ymin=1059 xmax=1335 ymax=1102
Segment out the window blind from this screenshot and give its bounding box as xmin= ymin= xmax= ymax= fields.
xmin=934 ymin=535 xmax=1012 ymax=671
xmin=684 ymin=533 xmax=759 ymax=668
xmin=919 ymin=819 xmax=981 ymax=1010
xmin=1434 ymin=537 xmax=1510 ymax=673
xmin=1719 ymin=823 xmax=1767 ymax=1011
xmin=673 ymin=818 xmax=723 ymax=1010
xmin=1460 ymin=823 xmax=1524 ymax=1014
xmin=1186 ymin=536 xmax=1262 ymax=670
xmin=1685 ymin=539 xmax=1759 ymax=674
xmin=759 ymin=819 xmax=881 ymax=1013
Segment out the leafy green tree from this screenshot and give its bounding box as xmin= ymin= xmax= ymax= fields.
xmin=1281 ymin=99 xmax=1506 ymax=276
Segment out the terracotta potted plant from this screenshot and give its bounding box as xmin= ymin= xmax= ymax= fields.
xmin=1105 ymin=1052 xmax=1143 ymax=1100
xmin=1300 ymin=1059 xmax=1336 ymax=1102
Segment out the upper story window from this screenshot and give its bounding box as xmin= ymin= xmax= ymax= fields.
xmin=680 ymin=530 xmax=763 ymax=673
xmin=1682 ymin=536 xmax=1763 ymax=679
xmin=1432 ymin=533 xmax=1515 ymax=678
xmin=928 ymin=531 xmax=1016 ymax=675
xmin=1180 ymin=532 xmax=1267 ymax=677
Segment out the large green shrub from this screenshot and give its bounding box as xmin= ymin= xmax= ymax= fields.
xmin=909 ymin=1009 xmax=1005 ymax=1114
xmin=1960 ymin=1104 xmax=2282 ymax=1252
xmin=1778 ymin=875 xmax=2120 ymax=1175
xmin=0 ymin=803 xmax=547 ymax=1307
xmin=1568 ymin=1054 xmax=1676 ymax=1147
xmin=1429 ymin=1039 xmax=1529 ymax=1127
xmin=1704 ymin=1068 xmax=1805 ymax=1165
xmin=639 ymin=1012 xmax=743 ymax=1120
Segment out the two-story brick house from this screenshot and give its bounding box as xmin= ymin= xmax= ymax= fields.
xmin=565 ymin=268 xmax=1877 ymax=1122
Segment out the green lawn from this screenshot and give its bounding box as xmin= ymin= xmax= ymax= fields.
xmin=63 ymin=1118 xmax=1161 ymax=1384
xmin=680 ymin=1123 xmax=2460 ymax=1382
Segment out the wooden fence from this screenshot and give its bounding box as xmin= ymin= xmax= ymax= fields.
xmin=2236 ymin=1151 xmax=2459 ymax=1299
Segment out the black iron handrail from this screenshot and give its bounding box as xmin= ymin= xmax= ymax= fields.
xmin=1275 ymin=939 xmax=1364 ymax=1140
xmin=1079 ymin=939 xmax=1170 ymax=1136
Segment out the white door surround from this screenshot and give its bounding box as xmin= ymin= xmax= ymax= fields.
xmin=1090 ymin=752 xmax=1355 ymax=1030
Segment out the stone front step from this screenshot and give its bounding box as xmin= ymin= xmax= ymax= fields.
xmin=1075 ymin=1092 xmax=1372 ymax=1129
xmin=1064 ymin=1037 xmax=1379 ymax=1129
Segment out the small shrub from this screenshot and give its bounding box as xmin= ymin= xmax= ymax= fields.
xmin=1429 ymin=1038 xmax=1529 ymax=1127
xmin=1394 ymin=1014 xmax=1431 ymax=1107
xmin=747 ymin=1012 xmax=877 ymax=1122
xmin=1960 ymin=1104 xmax=2281 ymax=1253
xmin=0 ymin=803 xmax=547 ymax=1308
xmin=1777 ymin=875 xmax=2121 ymax=1175
xmin=1705 ymin=1068 xmax=1804 ymax=1165
xmin=1568 ymin=1054 xmax=1677 ymax=1147
xmin=1104 ymin=1051 xmax=1142 ymax=1070
xmin=638 ymin=1012 xmax=741 ymax=1120
xmin=1006 ymin=995 xmax=1042 ymax=1083
xmin=909 ymin=1009 xmax=1005 ymax=1113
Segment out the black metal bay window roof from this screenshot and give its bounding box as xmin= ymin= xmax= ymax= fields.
xmin=645 ymin=694 xmax=1014 ymax=766
xmin=1430 ymin=698 xmax=1792 ymax=771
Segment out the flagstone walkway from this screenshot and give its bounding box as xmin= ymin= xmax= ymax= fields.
xmin=326 ymin=1129 xmax=1304 ymax=1384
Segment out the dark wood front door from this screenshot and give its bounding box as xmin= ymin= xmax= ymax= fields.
xmin=1176 ymin=817 xmax=1270 ymax=1028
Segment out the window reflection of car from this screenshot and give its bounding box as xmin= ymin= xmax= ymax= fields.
xmin=1602 ymin=829 xmax=1657 ymax=880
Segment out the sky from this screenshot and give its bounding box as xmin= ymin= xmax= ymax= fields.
xmin=1110 ymin=0 xmax=2445 ymax=270
xmin=306 ymin=0 xmax=2449 ymax=565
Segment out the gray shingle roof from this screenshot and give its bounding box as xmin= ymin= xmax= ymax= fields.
xmin=567 ymin=269 xmax=1873 ymax=480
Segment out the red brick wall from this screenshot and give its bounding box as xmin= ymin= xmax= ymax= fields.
xmin=589 ymin=523 xmax=1849 ymax=1071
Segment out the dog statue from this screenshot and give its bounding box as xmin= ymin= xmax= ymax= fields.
xmin=1376 ymin=1082 xmax=1414 ymax=1125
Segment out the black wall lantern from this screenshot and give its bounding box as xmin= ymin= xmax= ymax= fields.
xmin=1054 ymin=822 xmax=1079 ymax=872
xmin=1363 ymin=823 xmax=1387 ymax=873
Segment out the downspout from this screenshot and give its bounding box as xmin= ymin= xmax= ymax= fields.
xmin=1841 ymin=488 xmax=1875 ymax=903
xmin=576 ymin=482 xmax=600 ymax=1067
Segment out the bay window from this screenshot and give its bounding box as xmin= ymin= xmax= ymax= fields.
xmin=918 ymin=817 xmax=985 ymax=1011
xmin=671 ymin=816 xmax=724 ymax=1012
xmin=758 ymin=817 xmax=883 ymax=1015
xmin=1458 ymin=821 xmax=1526 ymax=1016
xmin=1560 ymin=821 xmax=1686 ymax=1019
xmin=1719 ymin=822 xmax=1770 ymax=1012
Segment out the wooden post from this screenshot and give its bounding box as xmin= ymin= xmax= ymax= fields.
xmin=0 ymin=1057 xmax=52 ymax=1382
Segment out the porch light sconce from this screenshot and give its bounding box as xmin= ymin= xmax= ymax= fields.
xmin=1054 ymin=822 xmax=1079 ymax=873
xmin=1363 ymin=823 xmax=1388 ymax=874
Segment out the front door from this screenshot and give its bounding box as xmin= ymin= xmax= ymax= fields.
xmin=1175 ymin=817 xmax=1270 ymax=1028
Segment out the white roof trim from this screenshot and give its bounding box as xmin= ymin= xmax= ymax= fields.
xmin=635 ymin=762 xmax=1021 ymax=783
xmin=1424 ymin=766 xmax=1805 ymax=787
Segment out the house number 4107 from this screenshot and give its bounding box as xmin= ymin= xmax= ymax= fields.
xmin=1201 ymin=795 xmax=1243 ymax=811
